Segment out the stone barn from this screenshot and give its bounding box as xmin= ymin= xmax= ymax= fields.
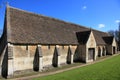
xmin=0 ymin=6 xmax=118 ymax=78
xmin=76 ymin=30 xmax=97 ymax=62
xmin=103 ymin=36 xmax=117 ymax=55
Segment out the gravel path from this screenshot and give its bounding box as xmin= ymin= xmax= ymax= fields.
xmin=9 ymin=53 xmax=120 ymax=80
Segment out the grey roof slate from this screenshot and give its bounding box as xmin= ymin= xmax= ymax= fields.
xmin=2 ymin=6 xmax=111 ymax=45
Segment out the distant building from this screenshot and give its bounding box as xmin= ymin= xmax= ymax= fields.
xmin=0 ymin=6 xmax=117 ymax=78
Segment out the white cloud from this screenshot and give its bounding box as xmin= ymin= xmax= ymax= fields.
xmin=98 ymin=24 xmax=105 ymax=28
xmin=115 ymin=20 xmax=120 ymax=23
xmin=82 ymin=6 xmax=87 ymax=10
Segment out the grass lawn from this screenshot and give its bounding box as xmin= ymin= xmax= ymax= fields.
xmin=33 ymin=54 xmax=120 ymax=80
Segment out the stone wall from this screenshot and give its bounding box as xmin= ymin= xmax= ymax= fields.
xmin=106 ymin=45 xmax=112 ymax=55
xmin=42 ymin=45 xmax=55 ymax=67
xmin=42 ymin=45 xmax=77 ymax=67
xmin=97 ymin=46 xmax=106 ymax=57
xmin=59 ymin=46 xmax=68 ymax=64
xmin=74 ymin=45 xmax=86 ymax=62
xmin=112 ymin=38 xmax=117 ymax=54
xmin=13 ymin=45 xmax=37 ymax=71
xmin=12 ymin=44 xmax=78 ymax=72
xmin=106 ymin=38 xmax=117 ymax=55
xmin=86 ymin=31 xmax=96 ymax=48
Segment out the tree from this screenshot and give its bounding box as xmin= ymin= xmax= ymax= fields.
xmin=108 ymin=30 xmax=119 ymax=41
xmin=115 ymin=30 xmax=119 ymax=41
xmin=108 ymin=30 xmax=115 ymax=36
xmin=108 ymin=22 xmax=120 ymax=51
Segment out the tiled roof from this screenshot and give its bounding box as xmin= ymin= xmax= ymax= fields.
xmin=93 ymin=30 xmax=109 ymax=45
xmin=3 ymin=6 xmax=110 ymax=45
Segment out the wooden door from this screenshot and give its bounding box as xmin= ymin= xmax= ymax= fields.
xmin=88 ymin=48 xmax=94 ymax=60
xmin=113 ymin=47 xmax=115 ymax=54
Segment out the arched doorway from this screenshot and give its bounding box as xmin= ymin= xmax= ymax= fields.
xmin=113 ymin=46 xmax=116 ymax=54
xmin=102 ymin=47 xmax=106 ymax=56
xmin=98 ymin=47 xmax=101 ymax=57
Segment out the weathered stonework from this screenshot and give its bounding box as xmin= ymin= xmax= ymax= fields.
xmin=7 ymin=43 xmax=14 ymax=78
xmin=59 ymin=45 xmax=68 ymax=64
xmin=38 ymin=45 xmax=43 ymax=71
xmin=13 ymin=45 xmax=36 ymax=71
xmin=112 ymin=38 xmax=117 ymax=54
xmin=106 ymin=38 xmax=117 ymax=55
xmin=86 ymin=31 xmax=96 ymax=62
xmin=67 ymin=45 xmax=73 ymax=64
xmin=97 ymin=46 xmax=106 ymax=57
xmin=42 ymin=45 xmax=55 ymax=67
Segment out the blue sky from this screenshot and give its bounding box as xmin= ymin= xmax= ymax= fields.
xmin=0 ymin=0 xmax=120 ymax=32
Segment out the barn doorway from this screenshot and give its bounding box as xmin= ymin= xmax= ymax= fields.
xmin=88 ymin=48 xmax=95 ymax=60
xmin=98 ymin=47 xmax=101 ymax=57
xmin=113 ymin=47 xmax=116 ymax=54
xmin=102 ymin=47 xmax=105 ymax=56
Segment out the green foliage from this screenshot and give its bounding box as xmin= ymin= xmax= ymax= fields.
xmin=33 ymin=55 xmax=120 ymax=80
